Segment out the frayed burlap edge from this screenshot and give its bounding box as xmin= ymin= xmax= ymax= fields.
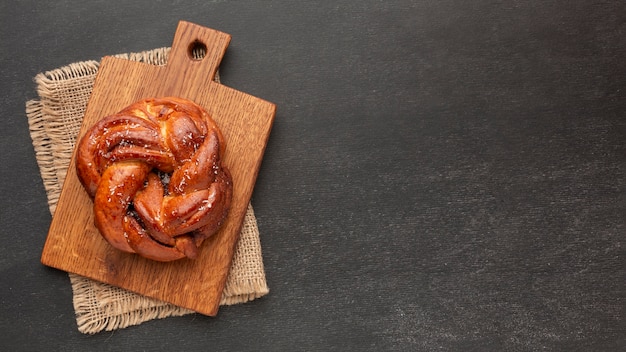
xmin=26 ymin=47 xmax=269 ymax=334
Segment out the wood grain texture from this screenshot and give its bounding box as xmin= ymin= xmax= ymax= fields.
xmin=40 ymin=21 xmax=276 ymax=316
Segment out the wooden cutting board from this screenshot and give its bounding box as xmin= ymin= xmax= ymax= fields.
xmin=41 ymin=21 xmax=276 ymax=316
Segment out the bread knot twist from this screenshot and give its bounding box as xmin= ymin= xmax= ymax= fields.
xmin=76 ymin=97 xmax=233 ymax=261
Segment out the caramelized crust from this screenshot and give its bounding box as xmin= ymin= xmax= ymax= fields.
xmin=76 ymin=97 xmax=232 ymax=261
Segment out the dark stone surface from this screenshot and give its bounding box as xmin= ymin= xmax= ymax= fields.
xmin=1 ymin=1 xmax=624 ymax=350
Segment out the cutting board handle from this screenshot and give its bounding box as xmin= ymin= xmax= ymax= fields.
xmin=165 ymin=21 xmax=232 ymax=86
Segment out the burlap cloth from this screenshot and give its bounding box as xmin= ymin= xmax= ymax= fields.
xmin=25 ymin=47 xmax=269 ymax=334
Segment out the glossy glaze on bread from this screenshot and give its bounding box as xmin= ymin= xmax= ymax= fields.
xmin=76 ymin=97 xmax=232 ymax=261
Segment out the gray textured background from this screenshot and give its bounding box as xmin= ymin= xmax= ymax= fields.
xmin=1 ymin=1 xmax=624 ymax=351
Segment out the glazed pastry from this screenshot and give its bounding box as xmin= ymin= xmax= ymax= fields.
xmin=76 ymin=97 xmax=232 ymax=261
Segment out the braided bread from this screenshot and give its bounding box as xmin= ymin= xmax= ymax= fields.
xmin=76 ymin=97 xmax=233 ymax=261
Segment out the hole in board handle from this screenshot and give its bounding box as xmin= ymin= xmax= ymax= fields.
xmin=188 ymin=40 xmax=207 ymax=60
